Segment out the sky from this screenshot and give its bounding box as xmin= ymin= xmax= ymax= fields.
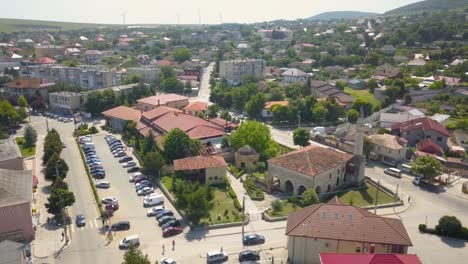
xmin=1 ymin=0 xmax=422 ymax=24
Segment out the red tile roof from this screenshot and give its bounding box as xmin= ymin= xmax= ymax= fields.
xmin=153 ymin=112 xmax=225 ymax=140
xmin=4 ymin=78 xmax=54 ymax=89
xmin=102 ymin=106 xmax=141 ymax=122
xmin=137 ymin=94 xmax=188 ymax=107
xmin=34 ymin=57 xmax=56 ymax=64
xmin=320 ymin=253 xmax=422 ymax=264
xmin=174 ymin=155 xmax=227 ymax=170
xmin=416 ymin=138 xmax=444 ymax=156
xmin=391 ymin=117 xmax=449 ymax=137
xmin=264 ymin=101 xmax=289 ymax=109
xmin=184 ymin=101 xmax=208 ymax=112
xmin=208 ymin=117 xmax=238 ymax=129
xmin=141 ymin=106 xmax=182 ymax=122
xmin=269 ymin=145 xmax=353 ymax=178
xmin=156 ymin=60 xmax=173 ymax=66
xmin=286 ymin=199 xmax=412 ymax=246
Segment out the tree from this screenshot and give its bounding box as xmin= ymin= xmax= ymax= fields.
xmin=435 ymin=216 xmax=463 ymax=237
xmin=142 ymin=131 xmax=157 ymax=155
xmin=271 ymin=199 xmax=283 ymax=212
xmin=368 ymin=79 xmax=378 ymax=92
xmin=45 ymin=187 xmax=75 ymax=217
xmin=18 ymin=95 xmax=28 ymax=108
xmin=122 ymin=246 xmax=152 ymax=264
xmin=207 ymin=104 xmax=220 ymax=118
xmin=347 ymin=108 xmax=359 ymax=123
xmin=351 ymin=98 xmax=373 ymax=117
xmin=335 ymin=81 xmax=346 ymax=90
xmin=245 ymin=94 xmax=266 ymax=120
xmin=301 ymin=188 xmax=319 ymax=206
xmin=311 ymin=103 xmax=328 ymax=123
xmin=44 ymin=153 xmax=69 ymax=182
xmin=363 ymin=136 xmax=373 ymax=158
xmin=411 ymin=155 xmax=442 ymax=179
xmin=23 ymin=125 xmax=37 ymax=148
xmin=51 ymin=177 xmax=69 ymax=190
xmin=163 ymin=128 xmax=200 ymax=162
xmin=229 ymin=121 xmax=278 ymax=159
xmin=173 ymin=48 xmax=192 ymax=63
xmin=141 ymin=152 xmax=165 ymax=177
xmin=185 ymin=188 xmax=211 ymax=224
xmin=293 ymin=128 xmax=310 ymax=147
xmin=42 ymin=129 xmax=62 ymax=165
xmin=160 ymin=77 xmax=184 ymax=94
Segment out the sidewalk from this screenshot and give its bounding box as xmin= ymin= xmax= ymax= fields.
xmin=227 ymin=172 xmax=262 ymax=221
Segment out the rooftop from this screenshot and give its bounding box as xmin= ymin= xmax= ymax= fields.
xmin=0 ymin=139 xmax=22 ymax=162
xmin=0 ymin=168 xmax=33 ymax=207
xmin=4 ymin=78 xmax=55 ymax=89
xmin=286 ymin=198 xmax=412 ymax=246
xmin=183 ymin=101 xmax=208 ymax=112
xmin=368 ymin=134 xmax=406 ymax=150
xmin=264 ymin=101 xmax=289 ymax=109
xmin=0 ymin=240 xmax=27 ymax=264
xmin=174 ymin=155 xmax=227 ymax=171
xmin=391 ymin=117 xmax=449 ymax=137
xmin=137 ymin=93 xmax=188 ymax=106
xmin=102 ymin=106 xmax=141 ymax=122
xmin=282 ymin=68 xmax=308 ymax=77
xmin=320 ymin=253 xmax=422 ymax=264
xmin=269 ymin=145 xmax=352 ymax=177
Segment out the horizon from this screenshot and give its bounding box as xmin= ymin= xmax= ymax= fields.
xmin=1 ymin=0 xmax=422 ymax=25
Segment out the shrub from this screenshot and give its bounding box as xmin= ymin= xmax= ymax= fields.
xmin=228 ymin=185 xmax=237 ymax=199
xmin=271 ymin=199 xmax=283 ymax=212
xmin=233 ymin=199 xmax=242 ymax=211
xmin=289 ymin=195 xmax=298 ymax=204
xmin=436 ymin=215 xmax=463 ymax=237
xmin=419 ymin=224 xmax=427 ymax=232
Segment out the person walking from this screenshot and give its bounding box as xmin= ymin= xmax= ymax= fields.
xmin=172 ymin=240 xmax=175 ymax=251
xmin=162 ymin=244 xmax=165 ymax=255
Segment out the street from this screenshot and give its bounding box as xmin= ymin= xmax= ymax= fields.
xmin=190 ymin=62 xmax=214 ymax=104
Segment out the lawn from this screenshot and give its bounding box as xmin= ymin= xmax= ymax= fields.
xmin=337 ymin=181 xmax=395 ymax=207
xmin=161 ymin=176 xmax=173 ymax=191
xmin=15 ymin=137 xmax=36 ymax=158
xmin=266 ymin=200 xmax=305 ymax=217
xmin=202 ymin=188 xmax=242 ymax=225
xmin=344 ymin=87 xmax=381 ymax=108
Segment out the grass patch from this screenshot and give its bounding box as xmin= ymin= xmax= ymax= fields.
xmin=161 ymin=176 xmax=173 ymax=192
xmin=202 ymin=188 xmax=242 ymax=225
xmin=15 ymin=137 xmax=36 ymax=157
xmin=228 ymin=164 xmax=244 ymax=179
xmin=344 ymin=87 xmax=381 ymax=108
xmin=266 ymin=200 xmax=305 ymax=217
xmin=337 ymin=181 xmax=395 ymax=207
xmin=277 ymin=144 xmax=293 ymax=155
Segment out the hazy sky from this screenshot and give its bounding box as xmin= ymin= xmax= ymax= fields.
xmin=1 ymin=0 xmax=422 ymax=24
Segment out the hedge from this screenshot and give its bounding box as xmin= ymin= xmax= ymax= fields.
xmin=243 ymin=177 xmax=265 ymax=201
xmin=228 ymin=164 xmax=244 ymax=179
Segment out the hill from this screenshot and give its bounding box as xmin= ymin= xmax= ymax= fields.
xmin=307 ymin=11 xmax=379 ymax=20
xmin=0 ymin=18 xmax=114 ymax=33
xmin=385 ymin=0 xmax=468 ymax=16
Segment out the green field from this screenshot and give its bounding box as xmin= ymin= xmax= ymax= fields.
xmin=0 ymin=18 xmax=112 ymax=33
xmin=202 ymin=189 xmax=242 ymax=225
xmin=15 ymin=137 xmax=36 ymax=158
xmin=337 ymin=181 xmax=395 ymax=207
xmin=344 ymin=87 xmax=381 ymax=108
xmin=266 ymin=200 xmax=305 ymax=217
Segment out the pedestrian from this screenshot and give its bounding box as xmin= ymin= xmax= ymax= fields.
xmin=61 ymin=231 xmax=64 ymax=241
xmin=408 ymin=196 xmax=411 ymax=203
xmin=101 ymin=218 xmax=105 ymax=225
xmin=162 ymin=244 xmax=165 ymax=255
xmin=220 ymin=246 xmax=223 ymax=252
xmin=172 ymin=240 xmax=175 ymax=250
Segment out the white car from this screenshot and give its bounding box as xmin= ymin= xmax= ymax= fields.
xmin=122 ymin=161 xmax=136 ymax=168
xmin=137 ymin=187 xmax=154 ymax=196
xmin=147 ymin=205 xmax=166 ymax=217
xmin=161 ymin=257 xmax=176 ymax=264
xmin=101 ymin=197 xmax=118 ymax=205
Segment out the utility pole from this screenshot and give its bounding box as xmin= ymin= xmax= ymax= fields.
xmin=7 ymin=117 xmax=11 ymax=138
xmin=241 ymin=196 xmax=245 ymax=244
xmin=374 ymin=180 xmax=380 ymax=214
xmin=393 ymin=184 xmax=399 ymax=210
xmin=56 ymin=162 xmax=69 ymax=244
xmin=297 ymin=112 xmax=301 ymax=128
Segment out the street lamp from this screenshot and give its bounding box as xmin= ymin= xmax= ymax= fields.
xmin=56 ymin=161 xmax=69 ymax=244
xmin=7 ymin=116 xmax=11 ymax=137
xmin=241 ymin=195 xmax=245 ymax=244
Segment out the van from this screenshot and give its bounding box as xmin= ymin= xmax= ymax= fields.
xmin=119 ymin=234 xmax=140 ymax=249
xmin=399 ymin=164 xmax=412 ymax=174
xmin=384 ymin=168 xmax=402 ymax=178
xmin=369 ymin=152 xmax=379 ymax=161
xmin=79 ymin=136 xmax=92 ymax=144
xmin=312 ymin=127 xmax=326 ymax=135
xmin=206 ymin=250 xmax=228 ymax=263
xmin=143 ymin=194 xmax=164 ymax=207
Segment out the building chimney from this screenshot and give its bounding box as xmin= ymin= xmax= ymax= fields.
xmin=158 ymin=99 xmax=160 ymax=106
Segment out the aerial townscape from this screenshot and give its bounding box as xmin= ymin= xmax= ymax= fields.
xmin=0 ymin=0 xmax=468 ymax=263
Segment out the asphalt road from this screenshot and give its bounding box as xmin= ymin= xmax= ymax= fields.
xmin=190 ymin=62 xmax=214 ymax=104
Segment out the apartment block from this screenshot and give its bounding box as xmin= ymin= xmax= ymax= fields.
xmin=34 ymin=45 xmax=65 ymax=58
xmin=48 ymin=91 xmax=82 ymax=113
xmin=219 ymin=59 xmax=265 ymax=86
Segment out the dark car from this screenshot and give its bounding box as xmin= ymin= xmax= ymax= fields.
xmin=90 ymin=167 xmax=104 ymax=174
xmin=158 ymin=216 xmax=176 ymax=226
xmin=83 ymin=149 xmax=96 ymax=155
xmin=114 ymin=151 xmax=126 ymax=158
xmin=127 ymin=167 xmax=140 ymax=173
xmin=161 ymin=219 xmax=180 ymax=230
xmin=92 ymin=172 xmax=105 ymax=179
xmin=76 ymin=214 xmax=86 ymax=227
xmin=239 ymin=250 xmax=260 ymax=262
xmin=162 ymin=226 xmax=182 ymax=237
xmin=119 ymin=156 xmax=133 ymax=163
xmin=111 ymin=221 xmax=131 ymax=231
xmin=243 ymin=234 xmax=265 ymax=245
xmin=110 ymin=144 xmax=123 ymax=151
xmin=156 ymin=210 xmax=174 ymax=220
xmin=134 ymin=176 xmax=147 ymax=183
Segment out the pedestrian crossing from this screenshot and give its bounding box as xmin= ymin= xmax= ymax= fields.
xmin=69 ymin=219 xmax=101 ymax=233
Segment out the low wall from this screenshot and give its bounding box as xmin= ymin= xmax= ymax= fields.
xmin=263 ymin=212 xmax=288 ymax=222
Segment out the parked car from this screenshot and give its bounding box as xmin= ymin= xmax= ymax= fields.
xmin=119 ymin=156 xmax=133 ymax=163
xmin=90 ymin=167 xmax=104 ymax=173
xmin=119 ymin=234 xmax=140 ymax=249
xmin=161 ymin=219 xmax=181 ymax=230
xmin=158 ymin=216 xmax=176 ymax=226
xmin=147 ymin=206 xmax=166 ymax=217
xmin=135 ymin=180 xmax=150 ymax=187
xmin=156 ymin=210 xmax=174 ymax=220
xmin=102 ymin=197 xmax=118 ymax=205
xmin=243 ymin=234 xmax=265 ymax=245
xmin=111 ymin=221 xmax=131 ymax=231
xmin=137 ymin=187 xmax=154 ymax=196
xmin=239 ymin=250 xmax=260 ymax=262
xmin=122 ymin=161 xmax=136 ymax=168
xmin=162 ymin=226 xmax=182 ymax=237
xmin=133 ymin=176 xmax=147 ymax=184
xmin=129 ymin=173 xmax=144 ymax=182
xmin=92 ymin=172 xmax=105 ymax=179
xmin=76 ymin=214 xmax=86 ymax=227
xmin=110 ymin=145 xmax=123 ymax=151
xmin=160 ymin=257 xmax=176 ymax=264
xmin=112 ymin=148 xmax=124 ymax=154
xmin=95 ymin=181 xmax=110 ymax=189
xmin=127 ymin=167 xmax=140 ymax=173
xmin=87 ymin=158 xmax=100 ymax=164
xmin=206 ymin=250 xmax=228 ymax=263
xmin=114 ymin=151 xmax=126 ymax=157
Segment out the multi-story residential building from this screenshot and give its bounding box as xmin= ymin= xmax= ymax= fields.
xmin=19 ymin=65 xmax=119 ymax=89
xmin=126 ymin=67 xmax=160 ymax=83
xmin=281 ymin=68 xmax=308 ymax=85
xmin=3 ymin=78 xmax=55 ymax=100
xmin=219 ymin=59 xmax=265 ymax=86
xmin=48 ymin=91 xmax=82 ymax=114
xmin=257 ymin=29 xmax=293 ymax=40
xmin=84 ymin=50 xmax=104 ymax=63
xmin=368 ymin=134 xmax=407 ymax=166
xmin=34 ymin=45 xmax=65 ymax=58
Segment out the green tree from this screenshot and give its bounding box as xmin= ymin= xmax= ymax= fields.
xmin=363 ymin=136 xmax=373 ymax=158
xmin=311 ymin=103 xmax=328 ymax=123
xmin=351 ymin=98 xmax=373 ymax=117
xmin=18 ymin=95 xmax=28 ymax=108
xmin=173 ymin=48 xmax=192 ymax=63
xmin=293 ymin=128 xmax=310 ymax=147
xmin=163 ymin=128 xmax=200 ymax=162
xmin=45 ymin=187 xmax=75 ymax=217
xmin=42 ymin=129 xmax=62 ymax=165
xmin=51 ymin=176 xmax=69 ymax=190
xmin=122 ymin=246 xmax=152 ymax=264
xmin=368 ymin=79 xmax=378 ymax=92
xmin=44 ymin=153 xmax=69 ymax=182
xmin=207 ymin=104 xmax=220 ymax=118
xmin=411 ymin=155 xmax=442 ymax=179
xmin=435 ymin=216 xmax=463 ymax=237
xmin=0 ymin=100 xmax=21 ymax=128
xmin=229 ymin=121 xmax=277 ymax=159
xmin=347 ymin=109 xmax=359 ymax=123
xmin=142 ymin=131 xmax=157 ymax=155
xmin=23 ymin=125 xmax=37 ymax=148
xmin=141 ymin=152 xmax=165 ymax=177
xmin=245 ymin=94 xmax=266 ymax=120
xmin=335 ymin=81 xmax=346 ymax=90
xmin=301 ymin=188 xmax=319 ymax=206
xmin=185 ymin=188 xmax=211 ymax=225
xmin=84 ymin=91 xmax=104 ymax=116
xmin=271 ymin=199 xmax=283 ymax=212
xmin=160 ymin=77 xmax=184 ymax=94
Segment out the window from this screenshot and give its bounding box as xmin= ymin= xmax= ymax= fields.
xmin=437 ymin=136 xmax=442 ymax=142
xmin=327 ymin=184 xmax=331 ymax=192
xmin=426 ymin=135 xmax=431 ymax=139
xmin=329 ymin=174 xmax=332 ymax=179
xmin=336 ymin=177 xmax=340 ymax=186
xmin=356 ymin=246 xmax=361 ymax=253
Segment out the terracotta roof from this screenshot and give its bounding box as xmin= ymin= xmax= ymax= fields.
xmin=34 ymin=57 xmax=56 ymax=64
xmin=269 ymin=145 xmax=352 ymax=177
xmin=156 ymin=60 xmax=173 ymax=66
xmin=391 ymin=117 xmax=449 ymax=137
xmin=174 ymin=155 xmax=227 ymax=170
xmin=264 ymin=101 xmax=289 ymax=109
xmin=184 ymin=101 xmax=208 ymax=112
xmin=153 ymin=112 xmax=224 ymax=140
xmin=4 ymin=78 xmax=54 ymax=89
xmin=137 ymin=94 xmax=188 ymax=107
xmin=102 ymin=106 xmax=141 ymax=122
xmin=368 ymin=134 xmax=405 ymax=150
xmin=286 ymin=199 xmax=412 ymax=246
xmin=208 ymin=117 xmax=238 ymax=129
xmin=141 ymin=106 xmax=182 ymax=122
xmin=416 ymin=138 xmax=444 ymax=156
xmin=433 ymin=75 xmax=460 ymax=86
xmin=374 ymin=64 xmax=400 ymax=78
xmin=320 ymin=253 xmax=422 ymax=264
xmin=85 ymin=49 xmax=103 ymax=55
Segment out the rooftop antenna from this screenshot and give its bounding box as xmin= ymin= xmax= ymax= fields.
xmin=219 ymin=12 xmax=223 ymax=24
xmin=121 ymin=13 xmax=126 ymax=26
xmin=177 ymin=13 xmax=180 ymax=25
xmin=198 ymin=9 xmax=201 ymax=25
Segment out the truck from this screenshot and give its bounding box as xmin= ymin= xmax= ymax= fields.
xmin=412 ymin=177 xmax=442 ymax=191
